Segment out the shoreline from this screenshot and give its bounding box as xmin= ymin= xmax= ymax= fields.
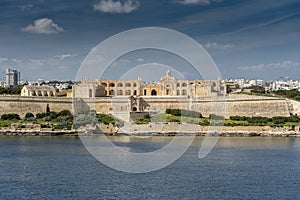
xmin=1 ymin=122 xmax=300 ymax=137
xmin=1 ymin=129 xmax=300 ymax=137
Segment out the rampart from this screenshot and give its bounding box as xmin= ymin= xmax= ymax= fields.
xmin=0 ymin=94 xmax=291 ymax=119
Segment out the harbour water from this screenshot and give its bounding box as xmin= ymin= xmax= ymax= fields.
xmin=1 ymin=136 xmax=300 ymax=199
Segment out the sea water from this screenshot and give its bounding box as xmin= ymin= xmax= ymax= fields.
xmin=1 ymin=136 xmax=300 ymax=200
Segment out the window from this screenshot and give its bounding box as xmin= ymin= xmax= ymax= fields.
xmin=177 ymin=90 xmax=180 ymax=95
xmin=133 ymin=90 xmax=137 ymax=95
xmin=101 ymin=83 xmax=107 ymax=87
xmin=125 ymin=90 xmax=131 ymax=95
xmin=117 ymin=83 xmax=123 ymax=87
xmin=89 ymin=89 xmax=92 ymax=97
xmin=182 ymin=89 xmax=187 ymax=95
xmin=144 ymin=89 xmax=147 ymax=95
xmin=109 ymin=90 xmax=115 ymax=95
xmin=133 ymin=83 xmax=137 ymax=87
xmin=117 ymin=90 xmax=123 ymax=95
xmin=177 ymin=83 xmax=180 ymax=87
xmin=182 ymin=83 xmax=187 ymax=87
xmin=109 ymin=83 xmax=115 ymax=87
xmin=125 ymin=83 xmax=131 ymax=87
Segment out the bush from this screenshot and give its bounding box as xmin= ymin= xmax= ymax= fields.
xmin=229 ymin=116 xmax=248 ymax=121
xmin=24 ymin=112 xmax=34 ymax=119
xmin=166 ymin=109 xmax=202 ymax=118
xmin=36 ymin=112 xmax=47 ymax=119
xmin=97 ymin=113 xmax=116 ymax=125
xmin=58 ymin=110 xmax=72 ymax=117
xmin=1 ymin=113 xmax=20 ymax=120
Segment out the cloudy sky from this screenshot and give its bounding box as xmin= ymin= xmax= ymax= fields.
xmin=0 ymin=0 xmax=300 ymax=81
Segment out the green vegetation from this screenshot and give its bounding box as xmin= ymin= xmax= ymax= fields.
xmin=228 ymin=115 xmax=300 ymax=126
xmin=0 ymin=110 xmax=74 ymax=130
xmin=133 ymin=109 xmax=300 ymax=127
xmin=135 ymin=114 xmax=151 ymax=124
xmin=1 ymin=114 xmax=20 ymax=120
xmin=0 ymin=85 xmax=23 ymax=95
xmin=166 ymin=109 xmax=202 ymax=118
xmin=97 ymin=113 xmax=121 ymax=125
xmin=273 ymin=89 xmax=300 ymax=101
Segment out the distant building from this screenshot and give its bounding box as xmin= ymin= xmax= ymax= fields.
xmin=72 ymin=80 xmax=106 ymax=98
xmin=73 ymin=70 xmax=226 ymax=98
xmin=6 ymin=68 xmax=20 ymax=88
xmin=21 ymin=85 xmax=56 ymax=97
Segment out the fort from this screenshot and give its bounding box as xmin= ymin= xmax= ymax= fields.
xmin=0 ymin=94 xmax=291 ymax=121
xmin=0 ymin=70 xmax=296 ymax=121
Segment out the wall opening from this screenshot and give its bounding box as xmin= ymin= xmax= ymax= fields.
xmin=151 ymin=89 xmax=157 ymax=96
xmin=89 ymin=89 xmax=92 ymax=97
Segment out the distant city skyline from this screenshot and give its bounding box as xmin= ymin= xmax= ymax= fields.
xmin=0 ymin=0 xmax=300 ymax=81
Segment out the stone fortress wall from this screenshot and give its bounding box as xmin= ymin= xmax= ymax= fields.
xmin=0 ymin=94 xmax=290 ymax=120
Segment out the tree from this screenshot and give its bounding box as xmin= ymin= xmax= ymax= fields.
xmin=24 ymin=112 xmax=35 ymax=119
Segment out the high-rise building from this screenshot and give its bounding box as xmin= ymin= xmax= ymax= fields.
xmin=6 ymin=68 xmax=20 ymax=88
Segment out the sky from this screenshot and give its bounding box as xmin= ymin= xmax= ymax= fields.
xmin=0 ymin=0 xmax=300 ymax=82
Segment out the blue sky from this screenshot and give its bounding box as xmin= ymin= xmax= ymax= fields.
xmin=0 ymin=0 xmax=299 ymax=81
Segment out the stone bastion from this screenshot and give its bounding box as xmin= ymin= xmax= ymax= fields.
xmin=0 ymin=94 xmax=291 ymax=119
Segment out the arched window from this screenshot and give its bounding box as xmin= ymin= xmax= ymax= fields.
xmin=177 ymin=90 xmax=180 ymax=95
xmin=132 ymin=107 xmax=137 ymax=112
xmin=177 ymin=83 xmax=180 ymax=87
xmin=144 ymin=90 xmax=147 ymax=95
xmin=151 ymin=89 xmax=157 ymax=96
xmin=182 ymin=83 xmax=187 ymax=87
xmin=89 ymin=89 xmax=92 ymax=97
xmin=109 ymin=83 xmax=115 ymax=87
xmin=166 ymin=84 xmax=170 ymax=88
xmin=125 ymin=90 xmax=131 ymax=95
xmin=117 ymin=83 xmax=123 ymax=87
xmin=133 ymin=90 xmax=137 ymax=95
xmin=101 ymin=83 xmax=107 ymax=87
xmin=182 ymin=89 xmax=187 ymax=95
xmin=125 ymin=83 xmax=131 ymax=87
xmin=117 ymin=90 xmax=123 ymax=95
xmin=133 ymin=83 xmax=137 ymax=87
xmin=109 ymin=90 xmax=115 ymax=95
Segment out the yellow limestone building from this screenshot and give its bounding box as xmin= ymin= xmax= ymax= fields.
xmin=73 ymin=70 xmax=226 ymax=121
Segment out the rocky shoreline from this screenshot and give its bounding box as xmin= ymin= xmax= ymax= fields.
xmin=1 ymin=122 xmax=300 ymax=137
xmin=1 ymin=128 xmax=300 ymax=137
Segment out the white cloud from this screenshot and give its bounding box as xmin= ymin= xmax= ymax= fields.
xmin=0 ymin=57 xmax=8 ymax=63
xmin=20 ymin=4 xmax=34 ymax=11
xmin=11 ymin=58 xmax=21 ymax=63
xmin=136 ymin=58 xmax=144 ymax=62
xmin=177 ymin=0 xmax=222 ymax=5
xmin=204 ymin=42 xmax=233 ymax=50
xmin=93 ymin=0 xmax=139 ymax=13
xmin=55 ymin=54 xmax=77 ymax=60
xmin=268 ymin=60 xmax=299 ymax=68
xmin=238 ymin=64 xmax=265 ymax=71
xmin=238 ymin=60 xmax=299 ymax=71
xmin=21 ymin=18 xmax=64 ymax=34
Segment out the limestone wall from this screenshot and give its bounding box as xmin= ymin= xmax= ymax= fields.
xmin=0 ymin=94 xmax=290 ymax=119
xmin=0 ymin=96 xmax=72 ymax=118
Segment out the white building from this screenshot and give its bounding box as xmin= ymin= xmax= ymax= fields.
xmin=6 ymin=68 xmax=20 ymax=88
